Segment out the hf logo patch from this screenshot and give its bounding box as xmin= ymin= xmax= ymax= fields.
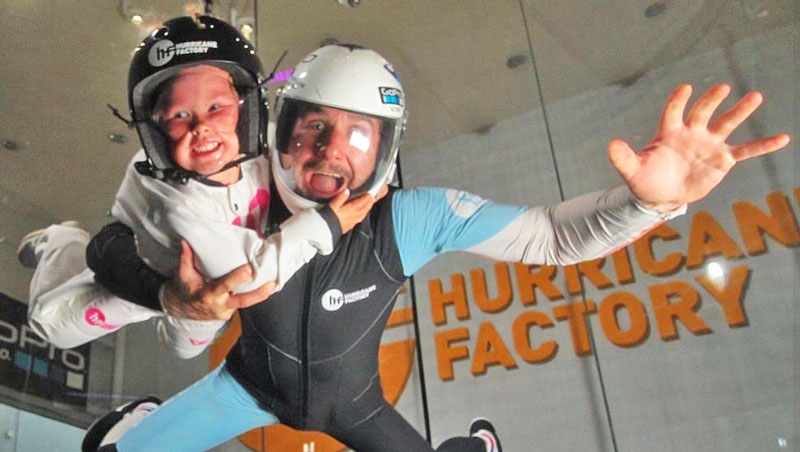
xmin=321 ymin=289 xmax=345 ymax=312
xmin=321 ymin=285 xmax=377 ymax=311
xmin=148 ymin=40 xmax=219 ymax=67
xmin=379 ymin=87 xmax=404 ymax=106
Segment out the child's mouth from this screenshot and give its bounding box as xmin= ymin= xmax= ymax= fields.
xmin=193 ymin=142 xmax=221 ymax=154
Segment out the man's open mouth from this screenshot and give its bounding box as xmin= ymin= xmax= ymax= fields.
xmin=309 ymin=172 xmax=345 ymax=195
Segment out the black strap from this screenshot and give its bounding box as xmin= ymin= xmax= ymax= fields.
xmin=86 ymin=222 xmax=168 ymax=312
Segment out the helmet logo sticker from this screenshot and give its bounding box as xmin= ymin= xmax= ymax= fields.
xmin=321 ymin=285 xmax=377 ymax=311
xmin=148 ymin=40 xmax=220 ymax=67
xmin=379 ymin=87 xmax=403 ymax=106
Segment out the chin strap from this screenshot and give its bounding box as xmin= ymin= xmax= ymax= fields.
xmin=107 ymin=104 xmax=136 ymax=129
xmin=133 ymin=153 xmax=259 ymax=186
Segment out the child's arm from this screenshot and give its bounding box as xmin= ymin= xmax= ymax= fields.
xmin=112 ymin=153 xmax=372 ymax=295
xmin=164 ymin=185 xmax=383 ymax=295
xmin=166 ymin=200 xmax=339 ymax=294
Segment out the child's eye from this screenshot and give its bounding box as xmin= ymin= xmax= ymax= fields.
xmin=309 ymin=120 xmax=325 ymax=131
xmin=171 ymin=111 xmax=190 ymax=120
xmin=209 ymin=104 xmax=223 ymax=112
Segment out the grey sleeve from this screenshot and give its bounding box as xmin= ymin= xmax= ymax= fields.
xmin=464 ymin=185 xmax=686 ymax=266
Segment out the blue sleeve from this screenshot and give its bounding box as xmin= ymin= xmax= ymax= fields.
xmin=391 ymin=187 xmax=527 ymax=276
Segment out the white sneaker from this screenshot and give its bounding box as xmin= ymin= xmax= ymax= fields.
xmin=82 ymin=395 xmax=161 ymax=452
xmin=470 ymin=418 xmax=502 ymax=452
xmin=16 ymin=221 xmax=87 ymax=268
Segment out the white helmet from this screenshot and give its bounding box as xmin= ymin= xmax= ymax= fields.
xmin=269 ymin=44 xmax=406 ymax=212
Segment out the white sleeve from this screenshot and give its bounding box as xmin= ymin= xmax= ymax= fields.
xmin=155 ymin=207 xmax=338 ymax=356
xmin=109 ymin=153 xmax=337 ymax=356
xmin=112 ymin=152 xmax=336 ymax=293
xmin=166 ymin=204 xmax=336 ymax=293
xmin=155 ymin=313 xmax=227 ymax=360
xmin=393 ymin=185 xmax=686 ymax=275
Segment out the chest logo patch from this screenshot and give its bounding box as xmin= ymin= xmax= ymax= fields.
xmin=321 ymin=285 xmax=377 ymax=311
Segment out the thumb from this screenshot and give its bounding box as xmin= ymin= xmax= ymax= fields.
xmin=178 ymin=239 xmax=193 ymax=275
xmin=177 ymin=239 xmax=202 ymax=286
xmin=607 ymin=139 xmax=640 ymax=182
xmin=376 ymin=184 xmax=389 ymax=201
xmin=328 ymin=189 xmax=351 ymax=210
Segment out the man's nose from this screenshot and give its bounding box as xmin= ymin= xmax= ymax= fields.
xmin=315 ymin=127 xmax=349 ymax=159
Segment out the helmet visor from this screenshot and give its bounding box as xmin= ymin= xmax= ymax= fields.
xmin=151 ymin=71 xmax=243 ymax=143
xmin=131 ymin=62 xmax=265 ymax=179
xmin=274 ymin=98 xmax=401 ymax=202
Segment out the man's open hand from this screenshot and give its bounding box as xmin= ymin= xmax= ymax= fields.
xmin=161 ymin=240 xmax=276 ymax=320
xmin=608 ymin=84 xmax=790 ymax=212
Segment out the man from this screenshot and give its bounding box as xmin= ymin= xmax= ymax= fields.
xmin=83 ymin=44 xmax=789 ymax=451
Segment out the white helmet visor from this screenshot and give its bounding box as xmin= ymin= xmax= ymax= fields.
xmin=273 ymin=98 xmax=402 ymax=203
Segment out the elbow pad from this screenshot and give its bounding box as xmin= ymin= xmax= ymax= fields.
xmin=87 ymin=221 xmax=167 ymax=311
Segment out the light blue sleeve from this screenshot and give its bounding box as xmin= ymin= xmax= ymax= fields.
xmin=391 ymin=187 xmax=527 ymax=276
xmin=392 ymin=185 xmax=673 ymax=276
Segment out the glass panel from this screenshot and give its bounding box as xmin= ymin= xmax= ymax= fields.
xmin=0 ymin=1 xmax=794 ymax=451
xmin=522 ymin=0 xmax=796 ymax=451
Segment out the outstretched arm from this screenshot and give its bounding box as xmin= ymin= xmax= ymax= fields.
xmin=393 ymin=84 xmax=790 ymax=273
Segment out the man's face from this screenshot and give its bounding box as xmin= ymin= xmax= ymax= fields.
xmin=287 ymin=105 xmax=381 ymax=201
xmin=154 ymin=65 xmax=241 ymax=183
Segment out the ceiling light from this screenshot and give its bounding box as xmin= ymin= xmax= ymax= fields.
xmin=130 ymin=14 xmax=143 ymax=24
xmin=108 ymin=133 xmax=127 ymax=144
xmin=2 ymin=140 xmax=25 ymax=151
xmin=506 ymin=54 xmax=528 ymax=69
xmin=239 ymin=23 xmax=253 ymax=40
xmin=644 ymin=2 xmax=667 ymax=18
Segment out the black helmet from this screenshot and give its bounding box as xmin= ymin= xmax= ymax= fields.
xmin=128 ymin=15 xmax=268 ymax=182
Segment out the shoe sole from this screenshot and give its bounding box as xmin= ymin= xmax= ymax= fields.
xmin=16 ymin=228 xmax=47 ymax=268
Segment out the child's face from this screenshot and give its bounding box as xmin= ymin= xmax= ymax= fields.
xmin=154 ymin=65 xmax=241 ymax=183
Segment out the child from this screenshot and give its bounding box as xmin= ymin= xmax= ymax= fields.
xmin=19 ymin=15 xmax=375 ymax=358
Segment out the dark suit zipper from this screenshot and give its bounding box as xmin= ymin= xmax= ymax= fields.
xmin=300 ymin=259 xmax=315 ymax=426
